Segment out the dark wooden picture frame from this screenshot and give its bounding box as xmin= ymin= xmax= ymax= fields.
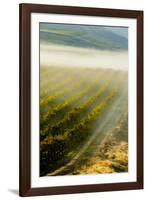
xmin=19 ymin=3 xmax=143 ymax=197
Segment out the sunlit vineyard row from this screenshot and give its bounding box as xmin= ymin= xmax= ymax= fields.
xmin=40 ymin=66 xmax=128 ymax=176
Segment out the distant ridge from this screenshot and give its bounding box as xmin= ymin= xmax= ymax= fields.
xmin=40 ymin=23 xmax=128 ymax=51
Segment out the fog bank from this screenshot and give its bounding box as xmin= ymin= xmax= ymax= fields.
xmin=40 ymin=44 xmax=128 ymax=70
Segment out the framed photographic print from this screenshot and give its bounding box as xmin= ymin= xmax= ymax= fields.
xmin=19 ymin=3 xmax=143 ymax=196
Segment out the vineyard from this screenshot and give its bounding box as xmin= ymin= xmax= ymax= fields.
xmin=40 ymin=66 xmax=128 ymax=176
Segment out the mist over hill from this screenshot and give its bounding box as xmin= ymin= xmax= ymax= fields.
xmin=40 ymin=23 xmax=128 ymax=70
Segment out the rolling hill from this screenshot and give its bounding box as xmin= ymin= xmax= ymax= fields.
xmin=40 ymin=23 xmax=128 ymax=50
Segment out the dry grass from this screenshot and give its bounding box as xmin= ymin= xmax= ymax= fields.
xmin=75 ymin=135 xmax=128 ymax=174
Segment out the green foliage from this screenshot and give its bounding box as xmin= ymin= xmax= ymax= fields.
xmin=39 ymin=67 xmax=128 ymax=175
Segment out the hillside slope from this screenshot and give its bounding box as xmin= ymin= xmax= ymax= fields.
xmin=40 ymin=23 xmax=128 ymax=50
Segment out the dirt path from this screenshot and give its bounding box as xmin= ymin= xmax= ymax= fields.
xmin=47 ymin=86 xmax=128 ymax=176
